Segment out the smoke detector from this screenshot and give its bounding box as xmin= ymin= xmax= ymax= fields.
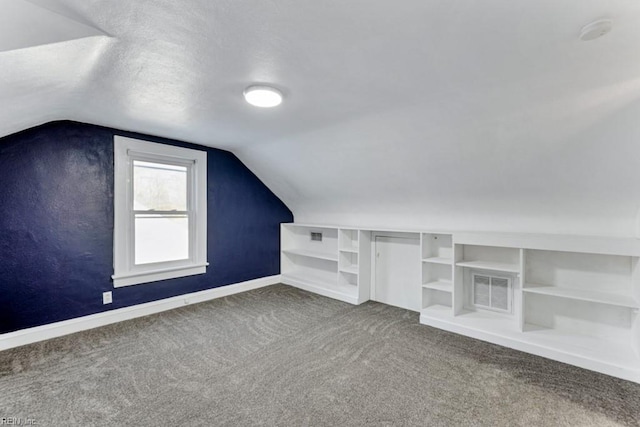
xmin=579 ymin=19 xmax=613 ymax=41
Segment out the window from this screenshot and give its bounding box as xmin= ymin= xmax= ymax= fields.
xmin=112 ymin=136 xmax=207 ymax=287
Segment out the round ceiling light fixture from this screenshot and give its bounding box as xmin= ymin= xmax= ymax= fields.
xmin=579 ymin=19 xmax=613 ymax=41
xmin=243 ymin=85 xmax=283 ymax=108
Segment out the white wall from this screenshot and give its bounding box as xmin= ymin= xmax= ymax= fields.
xmin=240 ymin=93 xmax=640 ymax=237
xmin=2 ymin=1 xmax=640 ymax=237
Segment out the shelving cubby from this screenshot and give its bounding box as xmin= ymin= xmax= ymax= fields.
xmin=339 ymin=250 xmax=358 ymax=274
xmin=420 ymin=233 xmax=454 ymax=316
xmin=421 ymin=233 xmax=453 ymax=264
xmin=339 ymin=228 xmax=359 ymax=252
xmin=447 ymin=244 xmax=523 ymax=335
xmin=455 ymin=244 xmax=521 ymax=273
xmin=523 ymin=250 xmax=638 ymax=308
xmin=281 ymin=224 xmax=338 ymax=260
xmin=338 ymin=237 xmax=359 ymax=288
xmin=521 ymin=250 xmax=640 ymax=370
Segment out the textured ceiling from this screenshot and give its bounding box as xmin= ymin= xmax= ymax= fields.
xmin=3 ymin=0 xmax=640 ymax=236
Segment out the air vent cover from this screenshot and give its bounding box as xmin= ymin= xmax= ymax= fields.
xmin=310 ymin=232 xmax=323 ymax=242
xmin=472 ymin=273 xmax=512 ymax=313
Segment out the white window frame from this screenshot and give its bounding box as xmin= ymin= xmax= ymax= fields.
xmin=112 ymin=136 xmax=208 ymax=287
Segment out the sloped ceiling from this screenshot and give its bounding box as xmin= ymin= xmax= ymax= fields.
xmin=2 ymin=1 xmax=640 ymax=237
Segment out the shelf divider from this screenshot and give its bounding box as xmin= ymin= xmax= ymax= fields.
xmin=339 ymin=247 xmax=358 ymax=254
xmin=282 ymin=248 xmax=338 ymax=262
xmin=456 ymin=260 xmax=520 ymax=274
xmin=422 ymin=280 xmax=452 ymax=293
xmin=339 ymin=265 xmax=359 ymax=275
xmin=422 ymin=256 xmax=452 ymax=265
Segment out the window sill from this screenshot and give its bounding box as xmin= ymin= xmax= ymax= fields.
xmin=112 ymin=263 xmax=209 ymax=288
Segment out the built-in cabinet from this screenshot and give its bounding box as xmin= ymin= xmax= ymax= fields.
xmin=281 ymin=224 xmax=640 ymax=383
xmin=281 ymin=224 xmax=370 ymax=304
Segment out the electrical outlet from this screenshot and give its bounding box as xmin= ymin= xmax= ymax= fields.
xmin=103 ymin=291 xmax=113 ymax=305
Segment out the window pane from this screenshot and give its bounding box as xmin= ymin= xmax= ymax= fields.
xmin=133 ymin=160 xmax=187 ymax=211
xmin=135 ymin=214 xmax=189 ymax=264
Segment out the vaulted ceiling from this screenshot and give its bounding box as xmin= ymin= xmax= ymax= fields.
xmin=3 ymin=0 xmax=640 ymax=236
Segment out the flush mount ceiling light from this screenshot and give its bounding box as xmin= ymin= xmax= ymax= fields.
xmin=580 ymin=19 xmax=613 ymax=41
xmin=243 ymin=85 xmax=283 ymax=108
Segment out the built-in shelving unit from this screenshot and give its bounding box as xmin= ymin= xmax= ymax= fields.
xmin=281 ymin=225 xmax=370 ymax=305
xmin=282 ymin=223 xmax=640 ymax=383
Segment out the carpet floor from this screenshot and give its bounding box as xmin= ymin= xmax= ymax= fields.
xmin=1 ymin=284 xmax=639 ymax=426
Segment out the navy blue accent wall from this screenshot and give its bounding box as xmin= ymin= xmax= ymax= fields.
xmin=0 ymin=121 xmax=293 ymax=334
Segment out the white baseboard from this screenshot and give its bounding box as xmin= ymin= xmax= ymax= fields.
xmin=0 ymin=275 xmax=281 ymax=351
xmin=281 ymin=274 xmax=359 ymax=305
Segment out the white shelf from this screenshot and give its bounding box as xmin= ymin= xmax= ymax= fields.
xmin=422 ymin=306 xmax=520 ymax=341
xmin=456 ymin=260 xmax=520 ymax=274
xmin=422 ymin=257 xmax=452 ymax=265
xmin=453 ymin=309 xmax=520 ymax=334
xmin=339 ymin=247 xmax=358 ymax=254
xmin=522 ymin=324 xmax=640 ymax=372
xmin=281 ymin=273 xmax=358 ymax=303
xmin=524 ymin=285 xmax=639 ymax=309
xmin=282 ymin=249 xmax=338 ymax=262
xmin=340 ymin=265 xmax=359 ymax=275
xmin=422 ymin=280 xmax=452 ymax=293
xmin=281 ymin=273 xmax=333 ymax=288
xmin=423 ymin=305 xmax=518 ymax=332
xmin=421 ymin=304 xmax=452 ymax=317
xmin=422 ymin=307 xmax=640 ymax=377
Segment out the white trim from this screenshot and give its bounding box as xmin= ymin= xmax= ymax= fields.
xmin=282 ymin=274 xmax=359 ymax=305
xmin=113 ymin=136 xmax=208 ymax=287
xmin=0 ymin=275 xmax=280 ymax=351
xmin=111 ymin=263 xmax=210 ymax=280
xmin=419 ymin=314 xmax=640 ymax=384
xmin=286 ymin=223 xmax=640 ymax=257
xmin=112 ymin=265 xmax=209 ymax=288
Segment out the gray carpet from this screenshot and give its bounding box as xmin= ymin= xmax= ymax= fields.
xmin=1 ymin=284 xmax=639 ymax=426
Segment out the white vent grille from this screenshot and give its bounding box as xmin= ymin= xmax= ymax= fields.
xmin=310 ymin=232 xmax=323 ymax=242
xmin=472 ymin=273 xmax=512 ymax=313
